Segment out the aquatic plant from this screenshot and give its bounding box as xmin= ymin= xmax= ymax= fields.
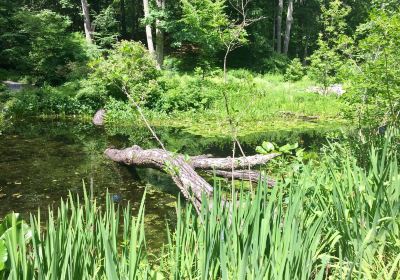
xmin=0 ymin=130 xmax=399 ymax=279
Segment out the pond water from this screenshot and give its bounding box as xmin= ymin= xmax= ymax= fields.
xmin=0 ymin=119 xmax=336 ymax=250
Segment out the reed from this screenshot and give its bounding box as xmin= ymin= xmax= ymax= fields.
xmin=0 ymin=130 xmax=399 ymax=279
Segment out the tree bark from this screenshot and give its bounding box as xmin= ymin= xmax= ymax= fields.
xmin=81 ymin=0 xmax=93 ymax=44
xmin=276 ymin=0 xmax=283 ymax=53
xmin=105 ymin=145 xmax=213 ymax=211
xmin=155 ymin=0 xmax=165 ymax=69
xmin=205 ymin=170 xmax=275 ymax=186
xmin=143 ymin=0 xmax=156 ymax=58
xmin=189 ymin=153 xmax=279 ymax=170
xmin=105 ymin=146 xmax=279 ymax=210
xmin=303 ymin=30 xmax=310 ymax=65
xmin=283 ymin=0 xmax=294 ymax=55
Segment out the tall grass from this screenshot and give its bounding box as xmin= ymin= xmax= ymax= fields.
xmin=0 ymin=130 xmax=399 ymax=279
xmin=1 ymin=188 xmax=150 ymax=279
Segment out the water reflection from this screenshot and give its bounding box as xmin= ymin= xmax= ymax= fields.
xmin=0 ymin=119 xmax=337 ymax=249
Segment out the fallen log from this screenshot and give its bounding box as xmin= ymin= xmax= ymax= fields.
xmin=204 ymin=170 xmax=275 ymax=186
xmin=190 ymin=153 xmax=279 ymax=170
xmin=105 ymin=145 xmax=278 ymax=210
xmin=105 ymin=145 xmax=213 ymax=211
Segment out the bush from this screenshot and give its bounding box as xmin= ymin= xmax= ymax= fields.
xmin=8 ymin=9 xmax=89 ymax=85
xmin=344 ymin=11 xmax=400 ymax=127
xmin=104 ymin=98 xmax=137 ymax=125
xmin=3 ymin=87 xmax=97 ymax=117
xmin=88 ymin=41 xmax=161 ymax=106
xmin=157 ymin=74 xmax=218 ymax=112
xmin=284 ymin=58 xmax=305 ymax=82
xmin=261 ymin=53 xmax=290 ymax=74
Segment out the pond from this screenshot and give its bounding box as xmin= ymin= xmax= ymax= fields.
xmin=0 ymin=119 xmax=337 ymax=250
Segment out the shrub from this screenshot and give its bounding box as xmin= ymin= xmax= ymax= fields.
xmin=308 ymin=0 xmax=352 ymax=93
xmin=12 ymin=10 xmax=89 ymax=85
xmin=157 ymin=74 xmax=218 ymax=112
xmin=3 ymin=87 xmax=97 ymax=117
xmin=104 ymin=98 xmax=137 ymax=125
xmin=284 ymin=58 xmax=305 ymax=82
xmin=88 ymin=41 xmax=161 ymax=106
xmin=261 ymin=53 xmax=290 ymax=73
xmin=344 ymin=10 xmax=400 ymax=127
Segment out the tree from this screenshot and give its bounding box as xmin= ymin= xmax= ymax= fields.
xmin=276 ymin=0 xmax=283 ymax=53
xmin=283 ymin=0 xmax=293 ymax=55
xmin=308 ymin=0 xmax=351 ymax=93
xmin=90 ymin=40 xmax=160 ymax=105
xmin=92 ymin=5 xmax=119 ymax=48
xmin=142 ymin=0 xmax=156 ymax=62
xmin=345 ymin=10 xmax=400 ymax=127
xmin=155 ymin=0 xmax=166 ymax=69
xmin=81 ymin=0 xmax=93 ymax=43
xmin=13 ymin=9 xmax=88 ymax=84
xmin=120 ymin=0 xmax=127 ymax=38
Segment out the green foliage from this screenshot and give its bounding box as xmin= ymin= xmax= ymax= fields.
xmin=0 ymin=188 xmax=150 ymax=279
xmin=1 ymin=132 xmax=399 ymax=279
xmin=92 ymin=5 xmax=119 ymax=48
xmin=6 ymin=9 xmax=89 ymax=85
xmin=284 ymin=58 xmax=305 ymax=82
xmin=157 ymin=73 xmax=219 ymax=112
xmin=0 ymin=213 xmax=31 ymax=276
xmin=89 ymin=40 xmax=161 ymax=105
xmin=344 ymin=10 xmax=400 ymax=127
xmin=261 ymin=53 xmax=290 ymax=74
xmin=104 ymin=98 xmax=138 ymax=125
xmin=3 ymin=87 xmax=97 ymax=117
xmin=178 ymin=0 xmax=229 ymax=57
xmin=308 ymin=0 xmax=352 ymax=92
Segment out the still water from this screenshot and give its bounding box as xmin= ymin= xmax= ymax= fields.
xmin=0 ymin=119 xmax=334 ymax=248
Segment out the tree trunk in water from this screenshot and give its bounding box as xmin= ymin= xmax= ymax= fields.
xmin=105 ymin=146 xmax=213 ymax=212
xmin=283 ymin=0 xmax=294 ymax=55
xmin=155 ymin=0 xmax=165 ymax=69
xmin=120 ymin=0 xmax=127 ymax=38
xmin=105 ymin=145 xmax=279 ymax=210
xmin=81 ymin=0 xmax=93 ymax=44
xmin=276 ymin=0 xmax=283 ymax=53
xmin=143 ymin=0 xmax=156 ymax=58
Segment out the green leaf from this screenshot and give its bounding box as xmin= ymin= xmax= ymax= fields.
xmin=261 ymin=141 xmax=275 ymax=152
xmin=255 ymin=146 xmax=267 ymax=155
xmin=0 ymin=239 xmax=7 ymax=271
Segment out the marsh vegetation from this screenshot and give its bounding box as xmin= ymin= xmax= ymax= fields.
xmin=0 ymin=0 xmax=399 ymax=279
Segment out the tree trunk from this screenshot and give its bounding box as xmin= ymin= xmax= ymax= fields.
xmin=155 ymin=0 xmax=165 ymax=69
xmin=120 ymin=0 xmax=127 ymax=38
xmin=205 ymin=170 xmax=275 ymax=186
xmin=131 ymin=0 xmax=138 ymax=40
xmin=283 ymin=0 xmax=294 ymax=55
xmin=81 ymin=0 xmax=93 ymax=44
xmin=276 ymin=0 xmax=283 ymax=53
xmin=106 ymin=145 xmax=213 ymax=212
xmin=143 ymin=0 xmax=155 ymax=58
xmin=272 ymin=6 xmax=276 ymax=52
xmin=105 ymin=146 xmax=278 ymax=210
xmin=303 ymin=30 xmax=310 ymax=66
